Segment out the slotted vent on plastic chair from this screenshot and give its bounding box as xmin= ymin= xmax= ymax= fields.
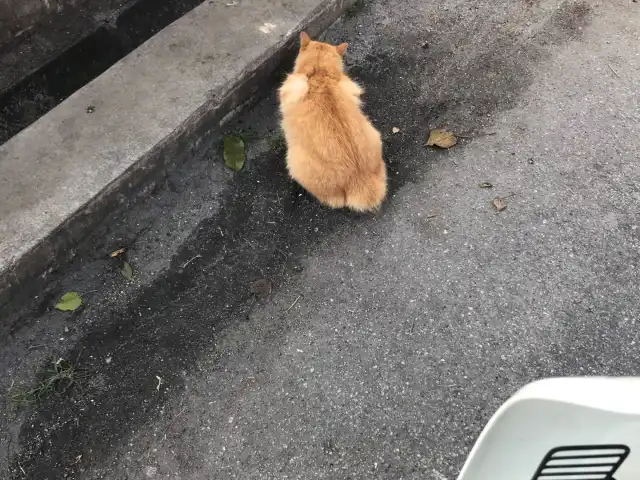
xmin=531 ymin=445 xmax=630 ymax=480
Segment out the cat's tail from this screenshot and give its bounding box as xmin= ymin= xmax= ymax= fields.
xmin=345 ymin=163 xmax=387 ymax=213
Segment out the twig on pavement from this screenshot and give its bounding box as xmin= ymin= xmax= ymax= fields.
xmin=457 ymin=132 xmax=497 ymax=139
xmin=285 ymin=295 xmax=301 ymax=313
xmin=608 ymin=64 xmax=622 ymax=80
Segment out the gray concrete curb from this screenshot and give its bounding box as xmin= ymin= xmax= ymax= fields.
xmin=0 ymin=0 xmax=356 ymax=308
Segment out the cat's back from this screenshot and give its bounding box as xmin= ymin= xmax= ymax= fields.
xmin=281 ymin=75 xmax=366 ymax=150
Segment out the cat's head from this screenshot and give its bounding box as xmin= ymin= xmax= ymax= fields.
xmin=293 ymin=32 xmax=348 ymax=77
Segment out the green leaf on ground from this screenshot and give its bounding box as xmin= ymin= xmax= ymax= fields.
xmin=55 ymin=292 xmax=82 ymax=311
xmin=120 ymin=261 xmax=134 ymax=281
xmin=223 ymin=135 xmax=246 ymax=172
xmin=479 ymin=182 xmax=493 ymax=189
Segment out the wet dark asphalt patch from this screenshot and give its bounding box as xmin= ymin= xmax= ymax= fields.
xmin=8 ymin=103 xmax=379 ymax=478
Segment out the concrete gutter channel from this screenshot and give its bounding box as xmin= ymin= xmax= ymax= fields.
xmin=0 ymin=0 xmax=207 ymax=144
xmin=0 ymin=0 xmax=357 ymax=309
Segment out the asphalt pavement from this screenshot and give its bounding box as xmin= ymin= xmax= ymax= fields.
xmin=2 ymin=0 xmax=640 ymax=478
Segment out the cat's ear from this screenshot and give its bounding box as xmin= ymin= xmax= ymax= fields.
xmin=300 ymin=32 xmax=311 ymax=49
xmin=336 ymin=43 xmax=348 ymax=56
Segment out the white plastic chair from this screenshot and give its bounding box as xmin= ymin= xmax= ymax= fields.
xmin=457 ymin=378 xmax=640 ymax=480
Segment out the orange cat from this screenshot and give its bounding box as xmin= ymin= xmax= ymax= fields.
xmin=278 ymin=32 xmax=387 ymax=212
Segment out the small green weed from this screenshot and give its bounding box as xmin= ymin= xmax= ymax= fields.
xmin=267 ymin=133 xmax=286 ymax=153
xmin=346 ymin=0 xmax=367 ymax=18
xmin=232 ymin=127 xmax=258 ymax=144
xmin=10 ymin=358 xmax=79 ymax=408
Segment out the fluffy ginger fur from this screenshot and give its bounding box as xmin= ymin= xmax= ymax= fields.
xmin=278 ymin=32 xmax=387 ymax=212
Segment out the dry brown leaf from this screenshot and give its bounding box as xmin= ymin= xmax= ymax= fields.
xmin=110 ymin=247 xmax=126 ymax=257
xmin=493 ymin=197 xmax=507 ymax=212
xmin=250 ymin=278 xmax=272 ymax=296
xmin=427 ymin=129 xmax=457 ymax=149
xmin=392 ymin=127 xmax=400 ymax=134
